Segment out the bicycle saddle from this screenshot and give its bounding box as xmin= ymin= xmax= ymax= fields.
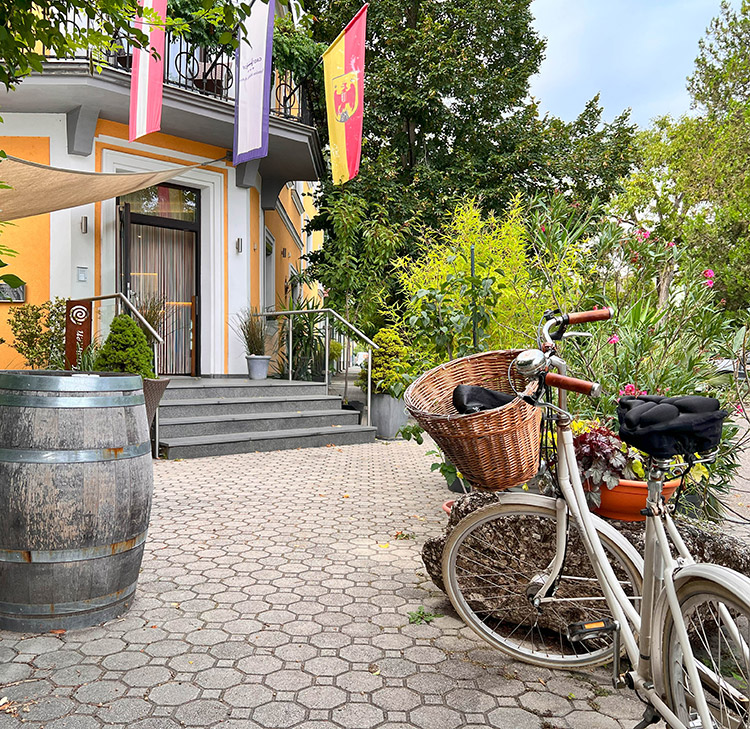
xmin=617 ymin=395 xmax=728 ymax=459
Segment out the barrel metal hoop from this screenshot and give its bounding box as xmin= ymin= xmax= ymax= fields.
xmin=0 ymin=372 xmax=143 ymax=392
xmin=0 ymin=530 xmax=148 ymax=564
xmin=0 ymin=393 xmax=146 ymax=409
xmin=0 ymin=441 xmax=152 ymax=463
xmin=0 ymin=583 xmax=138 ymax=616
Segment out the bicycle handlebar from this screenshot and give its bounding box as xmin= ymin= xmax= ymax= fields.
xmin=564 ymin=307 xmax=614 ymax=325
xmin=545 ymin=372 xmax=602 ymax=398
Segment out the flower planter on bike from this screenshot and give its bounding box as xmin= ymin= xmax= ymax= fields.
xmin=594 ymin=477 xmax=681 ymax=521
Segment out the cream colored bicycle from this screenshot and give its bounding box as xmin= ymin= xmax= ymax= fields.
xmin=441 ymin=308 xmax=750 ymax=729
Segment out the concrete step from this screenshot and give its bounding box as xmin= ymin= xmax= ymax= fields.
xmin=162 ymin=378 xmax=328 ymax=400
xmin=159 ymin=409 xmax=360 ymax=438
xmin=158 ymin=394 xmax=343 ymax=419
xmin=160 ymin=424 xmax=377 ymax=459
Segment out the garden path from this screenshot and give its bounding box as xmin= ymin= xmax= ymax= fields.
xmin=0 ymin=440 xmax=695 ymax=729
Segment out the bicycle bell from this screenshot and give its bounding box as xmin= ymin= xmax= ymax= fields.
xmin=515 ymin=349 xmax=547 ymax=377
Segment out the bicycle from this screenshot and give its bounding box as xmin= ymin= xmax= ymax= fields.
xmin=439 ymin=307 xmax=750 ymax=729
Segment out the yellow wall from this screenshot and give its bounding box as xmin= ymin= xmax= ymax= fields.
xmin=0 ymin=137 xmax=51 ymax=369
xmin=264 ymin=185 xmax=306 ymax=308
xmin=249 ymin=188 xmax=261 ymax=310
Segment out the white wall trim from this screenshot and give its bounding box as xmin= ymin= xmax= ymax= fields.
xmin=99 ymin=148 xmax=226 ymax=375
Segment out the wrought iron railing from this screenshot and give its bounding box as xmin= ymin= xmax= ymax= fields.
xmin=41 ymin=15 xmax=314 ymax=124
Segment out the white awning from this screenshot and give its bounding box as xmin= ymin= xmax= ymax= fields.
xmin=0 ymin=155 xmax=210 ymax=221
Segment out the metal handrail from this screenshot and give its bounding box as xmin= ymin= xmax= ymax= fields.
xmin=257 ymin=308 xmax=379 ymax=427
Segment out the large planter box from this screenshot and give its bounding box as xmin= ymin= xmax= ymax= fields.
xmin=371 ymin=393 xmax=408 ymax=439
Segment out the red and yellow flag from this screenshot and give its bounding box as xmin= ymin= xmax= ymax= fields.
xmin=323 ymin=4 xmax=368 ymax=184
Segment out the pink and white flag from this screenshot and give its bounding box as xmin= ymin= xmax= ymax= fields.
xmin=129 ymin=0 xmax=167 ymax=142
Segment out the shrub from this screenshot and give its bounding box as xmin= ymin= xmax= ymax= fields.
xmin=6 ymin=298 xmax=66 ymax=369
xmin=93 ymin=314 xmax=155 ymax=379
xmin=232 ymin=307 xmax=267 ymax=356
xmin=357 ymin=328 xmax=409 ymax=397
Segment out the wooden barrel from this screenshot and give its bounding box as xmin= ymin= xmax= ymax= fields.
xmin=0 ymin=371 xmax=153 ymax=632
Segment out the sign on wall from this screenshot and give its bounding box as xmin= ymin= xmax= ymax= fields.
xmin=65 ymin=300 xmax=93 ymax=369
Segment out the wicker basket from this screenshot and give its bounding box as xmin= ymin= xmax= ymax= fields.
xmin=404 ymin=350 xmax=542 ymax=491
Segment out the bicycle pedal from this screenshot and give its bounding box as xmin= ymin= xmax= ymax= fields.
xmin=567 ymin=618 xmax=618 ymax=643
xmin=632 ymin=706 xmax=660 ymax=728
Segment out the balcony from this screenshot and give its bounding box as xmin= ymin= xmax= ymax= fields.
xmin=0 ymin=18 xmax=325 ymax=199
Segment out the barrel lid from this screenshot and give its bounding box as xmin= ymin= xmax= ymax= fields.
xmin=0 ymin=371 xmax=144 ymax=392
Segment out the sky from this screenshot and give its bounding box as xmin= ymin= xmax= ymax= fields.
xmin=528 ymin=0 xmax=734 ymax=129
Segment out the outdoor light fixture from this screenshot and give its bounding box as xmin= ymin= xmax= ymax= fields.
xmin=236 ymin=237 xmax=243 ymax=253
xmin=80 ymin=216 xmax=88 ymax=234
xmin=281 ymin=248 xmax=287 ymax=258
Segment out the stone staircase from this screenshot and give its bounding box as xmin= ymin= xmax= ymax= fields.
xmin=158 ymin=378 xmax=376 ymax=459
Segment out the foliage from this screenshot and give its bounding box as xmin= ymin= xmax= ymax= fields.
xmin=0 ymin=0 xmax=258 ymax=91
xmin=305 ymin=186 xmax=406 ymax=335
xmin=94 ymin=313 xmax=155 ymax=378
xmin=0 ymin=241 xmax=23 ymax=298
xmin=569 ymin=421 xmax=644 ymax=509
xmin=406 ymin=606 xmax=442 ymax=624
xmin=272 ymin=13 xmax=326 ymax=82
xmin=131 ymin=293 xmax=166 ymax=346
xmin=328 ymin=339 xmax=342 ymax=367
xmin=688 ymin=0 xmax=750 ymax=116
xmin=74 ymin=339 xmax=101 ymax=371
xmin=356 ymin=327 xmax=409 ymax=397
xmin=6 ymin=298 xmax=66 ymax=369
xmin=274 ymin=295 xmax=326 ymax=381
xmin=232 ymin=307 xmax=267 ymax=356
xmin=167 ymin=0 xmax=233 ymax=49
xmin=303 ymin=0 xmax=637 ymax=332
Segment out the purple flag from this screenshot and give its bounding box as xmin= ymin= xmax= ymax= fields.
xmin=233 ymin=0 xmax=275 ymax=165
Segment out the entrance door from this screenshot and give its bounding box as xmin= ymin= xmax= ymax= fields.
xmin=118 ymin=184 xmax=200 ymax=376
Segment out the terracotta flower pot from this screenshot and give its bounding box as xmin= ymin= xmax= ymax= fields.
xmin=594 ymin=478 xmax=681 ymax=522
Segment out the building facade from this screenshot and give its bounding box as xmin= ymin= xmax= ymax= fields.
xmin=0 ymin=26 xmax=325 ymax=375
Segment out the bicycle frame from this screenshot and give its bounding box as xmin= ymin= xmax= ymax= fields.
xmin=541 ymin=356 xmax=719 ymax=729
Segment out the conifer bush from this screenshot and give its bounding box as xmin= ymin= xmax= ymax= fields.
xmin=93 ymin=314 xmax=155 ymax=379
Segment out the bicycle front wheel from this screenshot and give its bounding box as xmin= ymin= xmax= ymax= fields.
xmin=441 ymin=496 xmax=642 ymax=668
xmin=659 ymin=569 xmax=750 ymax=728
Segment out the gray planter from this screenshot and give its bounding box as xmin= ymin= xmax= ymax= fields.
xmin=246 ymin=355 xmax=271 ymax=380
xmin=371 ymin=393 xmax=408 ymax=439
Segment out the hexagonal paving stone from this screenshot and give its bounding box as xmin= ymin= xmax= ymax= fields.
xmin=148 ymin=681 xmax=201 ymax=705
xmin=223 ymin=682 xmax=274 ymax=708
xmin=74 ymin=680 xmax=128 ymax=704
xmin=175 ymin=699 xmax=229 ymax=726
xmin=372 ymin=687 xmax=422 ymax=712
xmin=80 ymin=638 xmax=126 ymax=656
xmin=298 ymin=685 xmax=347 ymax=710
xmin=194 ymin=667 xmax=243 ymax=689
xmin=237 ymin=654 xmax=284 ymax=675
xmin=123 ymin=666 xmax=172 ymax=688
xmin=331 ymin=703 xmax=386 ymax=729
xmin=252 ymin=700 xmax=306 ymax=728
xmin=303 ymin=656 xmax=349 ymax=677
xmin=265 ymin=669 xmax=314 ymax=692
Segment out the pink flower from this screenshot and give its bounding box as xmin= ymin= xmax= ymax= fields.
xmin=666 ymin=241 xmax=675 ymax=248
xmin=704 ymin=279 xmax=714 ymax=288
xmin=608 ymin=334 xmax=620 ymax=344
xmin=541 ymin=225 xmax=546 ymax=233
xmin=635 ymin=229 xmax=651 ymax=241
xmin=736 ymin=404 xmax=746 ymax=415
xmin=703 ymin=269 xmax=715 ymax=278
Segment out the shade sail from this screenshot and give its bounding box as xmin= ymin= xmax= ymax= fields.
xmin=0 ymin=155 xmax=208 ymax=221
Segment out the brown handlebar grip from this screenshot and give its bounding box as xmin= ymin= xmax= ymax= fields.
xmin=566 ymin=307 xmax=614 ymax=325
xmin=545 ymin=372 xmax=602 ymax=398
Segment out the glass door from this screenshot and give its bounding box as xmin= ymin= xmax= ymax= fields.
xmin=119 ymin=184 xmax=200 ymax=376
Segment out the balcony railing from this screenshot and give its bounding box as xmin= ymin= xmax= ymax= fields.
xmin=41 ymin=17 xmax=315 ymax=125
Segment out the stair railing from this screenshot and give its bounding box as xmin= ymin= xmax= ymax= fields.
xmin=255 ymin=308 xmax=379 ymax=427
xmin=72 ymin=292 xmax=164 ymax=454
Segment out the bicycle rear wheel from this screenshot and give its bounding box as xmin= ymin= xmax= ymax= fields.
xmin=441 ymin=496 xmax=642 ymax=668
xmin=659 ymin=569 xmax=750 ymax=728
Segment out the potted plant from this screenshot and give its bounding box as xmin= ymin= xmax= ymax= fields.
xmin=233 ymin=307 xmax=270 ymax=380
xmin=569 ymin=420 xmax=681 ymax=521
xmin=358 ymin=328 xmax=410 ymax=439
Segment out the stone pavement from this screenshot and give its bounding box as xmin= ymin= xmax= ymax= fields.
xmin=1 ymin=441 xmax=658 ymax=729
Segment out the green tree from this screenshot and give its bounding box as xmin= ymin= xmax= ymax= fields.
xmin=303 ymin=0 xmax=637 ymax=329
xmin=94 ymin=314 xmax=155 ymax=378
